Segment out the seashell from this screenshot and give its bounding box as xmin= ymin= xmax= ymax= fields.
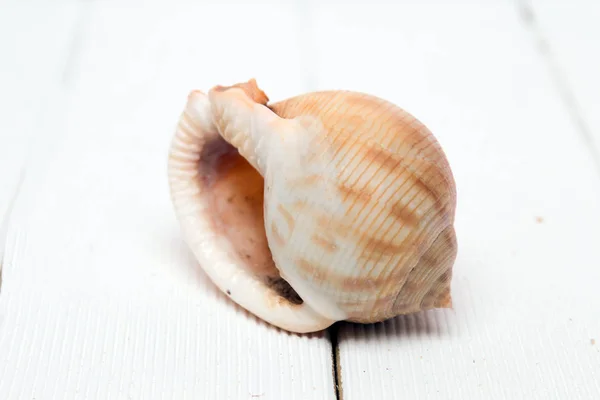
xmin=167 ymin=79 xmax=457 ymax=333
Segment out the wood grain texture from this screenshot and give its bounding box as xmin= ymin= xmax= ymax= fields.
xmin=0 ymin=3 xmax=81 ymax=266
xmin=0 ymin=2 xmax=335 ymax=399
xmin=313 ymin=2 xmax=600 ymax=399
xmin=523 ymin=0 xmax=600 ymax=172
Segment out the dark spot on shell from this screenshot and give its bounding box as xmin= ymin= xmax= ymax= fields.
xmin=226 ymin=289 xmax=231 ymax=295
xmin=266 ymin=277 xmax=303 ymax=305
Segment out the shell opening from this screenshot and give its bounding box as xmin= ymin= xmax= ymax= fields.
xmin=167 ymin=90 xmax=334 ymax=333
xmin=200 ymin=136 xmax=304 ymax=305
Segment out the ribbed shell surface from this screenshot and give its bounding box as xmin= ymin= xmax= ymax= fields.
xmin=259 ymin=91 xmax=457 ymax=323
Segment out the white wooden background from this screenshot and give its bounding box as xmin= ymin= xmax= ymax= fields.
xmin=1 ymin=1 xmax=599 ymax=399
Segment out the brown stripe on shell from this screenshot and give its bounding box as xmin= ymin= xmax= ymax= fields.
xmin=390 ymin=199 xmax=422 ymax=227
xmin=397 ymin=163 xmax=439 ymax=204
xmin=362 ymin=143 xmax=399 ymax=171
xmin=291 ymin=174 xmax=324 ymax=188
xmin=295 ymin=256 xmax=409 ymax=292
xmin=311 ymin=234 xmax=338 ymax=253
xmin=361 ymin=235 xmax=412 ymax=259
xmin=333 ymin=141 xmax=397 ymax=211
xmin=337 ymin=183 xmax=372 ymax=205
xmin=296 ymin=258 xmax=327 ymax=281
xmin=277 ymin=204 xmax=295 ymax=232
xmin=290 ymin=200 xmax=308 ymax=214
xmin=315 ymin=212 xmax=352 ymax=239
xmin=363 ymin=142 xmax=440 ymax=226
xmin=270 ymin=222 xmax=285 ymax=247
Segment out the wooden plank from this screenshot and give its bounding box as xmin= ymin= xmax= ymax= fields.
xmin=524 ymin=0 xmax=600 ymax=167
xmin=0 ymin=3 xmax=82 ymax=280
xmin=309 ymin=2 xmax=600 ymax=399
xmin=0 ymin=2 xmax=336 ymax=399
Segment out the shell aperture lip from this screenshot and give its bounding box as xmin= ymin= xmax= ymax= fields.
xmin=168 ymin=89 xmax=335 ymax=333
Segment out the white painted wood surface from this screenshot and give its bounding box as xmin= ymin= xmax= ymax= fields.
xmin=320 ymin=2 xmax=600 ymax=399
xmin=525 ymin=0 xmax=600 ymax=166
xmin=0 ymin=3 xmax=80 ymax=264
xmin=1 ymin=1 xmax=599 ymax=399
xmin=0 ymin=2 xmax=335 ymax=399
